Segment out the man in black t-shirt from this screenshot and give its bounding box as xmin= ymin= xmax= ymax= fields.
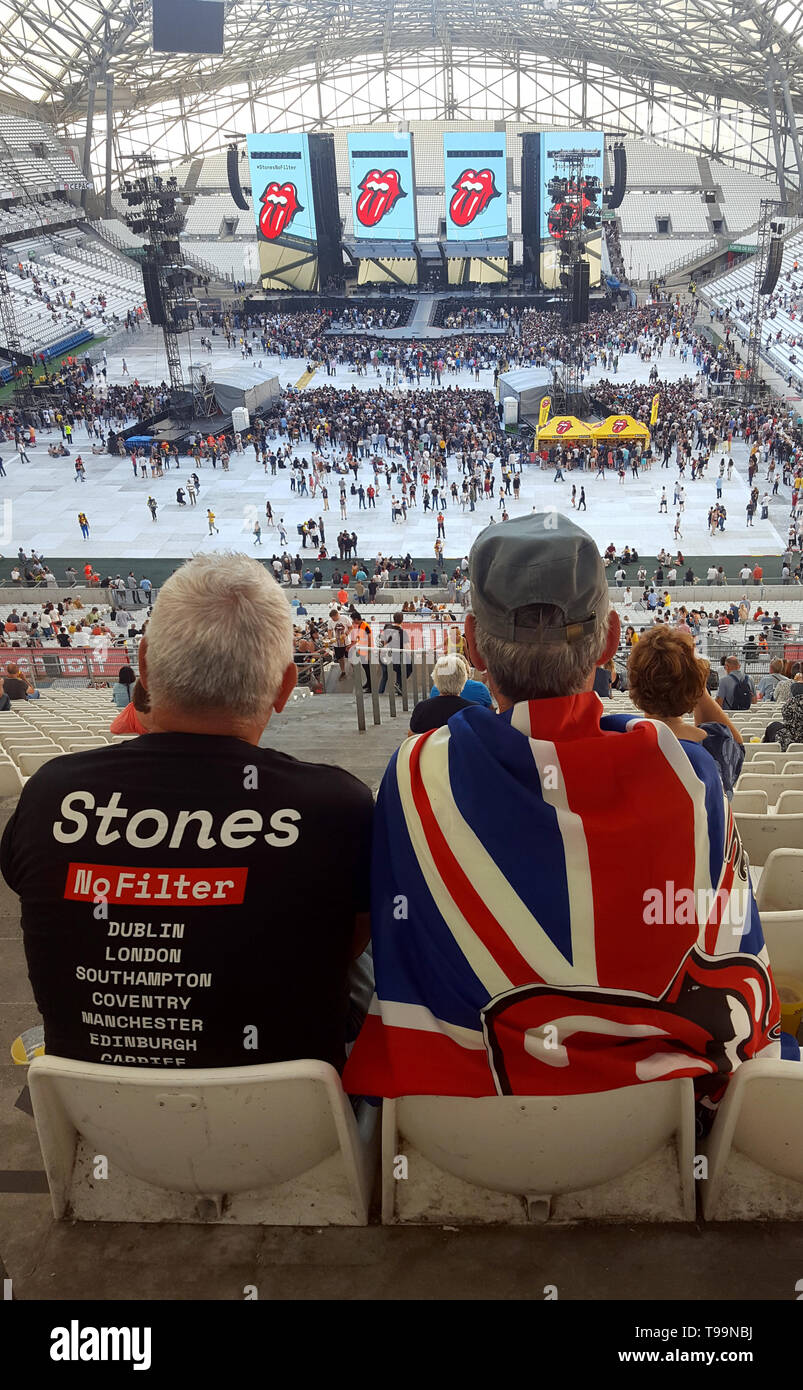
xmin=2 ymin=663 xmax=32 ymax=700
xmin=1 ymin=554 xmax=373 ymax=1073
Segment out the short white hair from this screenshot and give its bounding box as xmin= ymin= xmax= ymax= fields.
xmin=433 ymin=652 xmax=470 ymax=696
xmin=145 ymin=553 xmax=292 ymax=718
xmin=473 ymin=602 xmax=609 ymax=702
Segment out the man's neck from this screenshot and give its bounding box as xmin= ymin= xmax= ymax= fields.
xmin=146 ymin=712 xmax=267 ymax=745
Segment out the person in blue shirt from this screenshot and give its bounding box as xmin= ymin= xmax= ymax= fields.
xmin=431 ymin=657 xmax=494 ymax=708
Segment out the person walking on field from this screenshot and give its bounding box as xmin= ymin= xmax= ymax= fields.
xmin=77 ymin=512 xmax=89 ymax=540
xmin=147 ymin=496 xmax=158 ymax=522
xmin=207 ymin=508 xmax=219 ymax=536
xmin=253 ymin=521 xmax=262 ymax=546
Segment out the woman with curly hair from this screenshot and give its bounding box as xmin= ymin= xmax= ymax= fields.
xmin=628 ymin=625 xmax=744 ymax=799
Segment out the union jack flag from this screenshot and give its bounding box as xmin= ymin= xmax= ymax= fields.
xmin=343 ymin=694 xmax=785 ymax=1101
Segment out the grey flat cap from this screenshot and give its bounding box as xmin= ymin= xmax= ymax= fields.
xmin=468 ymin=512 xmax=608 ymax=644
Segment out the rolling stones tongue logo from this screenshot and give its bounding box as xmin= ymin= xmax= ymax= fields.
xmin=258 ymin=181 xmax=302 ymax=240
xmin=355 ymin=168 xmax=405 ymax=227
xmin=449 ymin=167 xmax=500 ymax=227
xmin=548 ymin=186 xmax=594 ymax=240
xmin=480 ymin=946 xmax=777 ymax=1096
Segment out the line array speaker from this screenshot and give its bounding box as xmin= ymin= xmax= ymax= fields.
xmin=226 ymin=145 xmax=250 ymax=212
xmin=760 ymin=235 xmax=783 ymax=295
xmin=142 ymin=261 xmax=167 ymax=326
xmin=608 ymin=144 xmax=627 ymax=210
xmin=571 ymin=259 xmax=590 ymax=324
xmin=308 ymin=133 xmax=341 ymax=284
xmin=521 ymin=132 xmax=540 ymax=282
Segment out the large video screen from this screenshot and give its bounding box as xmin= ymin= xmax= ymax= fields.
xmin=347 ymin=132 xmax=416 ymax=241
xmin=443 ymin=131 xmax=507 ymax=241
xmin=246 ymin=133 xmax=318 ymax=246
xmin=152 ymin=0 xmax=224 ymax=54
xmin=538 ymin=129 xmax=603 ymax=289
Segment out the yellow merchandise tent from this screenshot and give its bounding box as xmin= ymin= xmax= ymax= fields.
xmin=592 ymin=414 xmax=651 ymax=444
xmin=536 ymin=416 xmax=595 ymax=444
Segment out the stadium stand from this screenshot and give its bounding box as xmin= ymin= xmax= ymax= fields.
xmin=180 ymin=192 xmax=251 ymax=238
xmin=703 ymin=224 xmax=803 ymax=388
xmin=0 ymin=112 xmax=89 ymax=196
xmin=1 ymin=236 xmax=146 ymax=351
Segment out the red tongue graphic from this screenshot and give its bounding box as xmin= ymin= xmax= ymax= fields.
xmin=259 ymin=181 xmax=300 ymax=240
xmin=449 ymin=168 xmax=497 ymax=227
xmin=356 ymin=169 xmax=402 ymax=228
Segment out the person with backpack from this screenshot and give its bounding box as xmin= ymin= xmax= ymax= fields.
xmin=716 ymin=656 xmax=756 ymax=711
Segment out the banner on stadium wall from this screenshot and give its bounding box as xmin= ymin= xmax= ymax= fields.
xmin=443 ymin=131 xmax=507 ymax=241
xmin=650 ymin=392 xmax=660 ymax=425
xmin=0 ymin=647 xmax=132 ymax=680
xmin=538 ymin=129 xmax=604 ymax=290
xmin=538 ymin=395 xmax=551 ymax=428
xmin=246 ymin=133 xmax=318 ymax=246
xmin=347 ymin=132 xmax=416 ymax=241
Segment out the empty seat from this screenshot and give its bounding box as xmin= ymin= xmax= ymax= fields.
xmin=17 ymin=749 xmax=63 ymax=777
xmin=57 ymin=737 xmax=110 ymax=752
xmin=382 ymin=1082 xmax=695 ymax=1224
xmin=776 ymin=791 xmax=803 ymax=816
xmin=703 ymin=1060 xmax=803 ymax=1220
xmin=759 ymin=911 xmax=803 ymax=976
xmin=744 ymin=743 xmax=780 ymax=758
xmin=783 ymin=762 xmax=803 ymax=775
xmin=731 ymin=789 xmax=769 ymax=814
xmin=0 ymin=762 xmax=24 ymax=795
xmin=735 ymin=814 xmax=803 ymax=865
xmin=743 ymin=757 xmax=784 ymax=774
xmin=28 ymin=1056 xmax=378 ymax=1226
xmin=738 ymin=773 xmax=803 ymax=805
xmin=756 ymin=850 xmax=803 ymax=912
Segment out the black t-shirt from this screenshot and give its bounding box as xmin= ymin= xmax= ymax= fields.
xmin=3 ymin=676 xmax=28 ymax=700
xmin=1 ymin=733 xmax=373 ymax=1072
xmin=409 ymin=695 xmax=472 ymax=732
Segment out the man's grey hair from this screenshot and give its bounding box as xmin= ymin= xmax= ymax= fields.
xmin=144 ymin=553 xmax=292 ymax=718
xmin=472 ymin=602 xmax=609 ymax=702
xmin=433 ymin=652 xmax=470 ymax=697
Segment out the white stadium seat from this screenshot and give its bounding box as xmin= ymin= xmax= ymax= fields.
xmin=703 ymin=1061 xmax=803 ymax=1220
xmin=28 ymin=1056 xmax=378 ymax=1226
xmin=382 ymin=1082 xmax=695 ymax=1224
xmin=734 ymin=814 xmax=803 ymax=865
xmin=731 ymin=789 xmax=769 ymax=814
xmin=756 ymin=850 xmax=803 ymax=913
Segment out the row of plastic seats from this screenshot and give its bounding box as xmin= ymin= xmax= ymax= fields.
xmin=25 ymin=1050 xmax=803 ymax=1226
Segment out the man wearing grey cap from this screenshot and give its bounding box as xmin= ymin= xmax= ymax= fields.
xmin=344 ymin=511 xmax=785 ymax=1115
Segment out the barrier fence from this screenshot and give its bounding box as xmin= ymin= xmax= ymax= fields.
xmin=352 ymin=651 xmax=440 ymax=732
xmin=0 ymin=646 xmax=134 ymax=686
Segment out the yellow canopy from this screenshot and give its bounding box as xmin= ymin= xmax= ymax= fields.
xmin=593 ymin=414 xmax=651 ymax=443
xmin=537 ymin=415 xmax=595 ymax=442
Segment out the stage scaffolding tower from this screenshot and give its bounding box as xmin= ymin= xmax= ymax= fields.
xmin=547 ymin=148 xmax=601 ymax=412
xmin=120 ymin=155 xmax=192 ymax=410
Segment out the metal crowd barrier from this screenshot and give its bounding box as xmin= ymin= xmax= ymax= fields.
xmin=352 ymin=651 xmax=438 ymax=732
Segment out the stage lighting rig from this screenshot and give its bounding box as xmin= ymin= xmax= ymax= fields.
xmin=120 ymin=155 xmax=192 ymax=407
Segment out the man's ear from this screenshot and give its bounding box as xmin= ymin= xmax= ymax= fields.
xmin=273 ymin=661 xmax=298 ymax=714
xmin=137 ymin=637 xmax=148 ymax=691
xmin=598 ymin=610 xmax=621 ymax=666
xmin=464 ymin=613 xmax=486 ymax=672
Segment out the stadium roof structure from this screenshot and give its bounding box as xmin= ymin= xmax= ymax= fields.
xmin=1 ymin=0 xmax=803 ymax=189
